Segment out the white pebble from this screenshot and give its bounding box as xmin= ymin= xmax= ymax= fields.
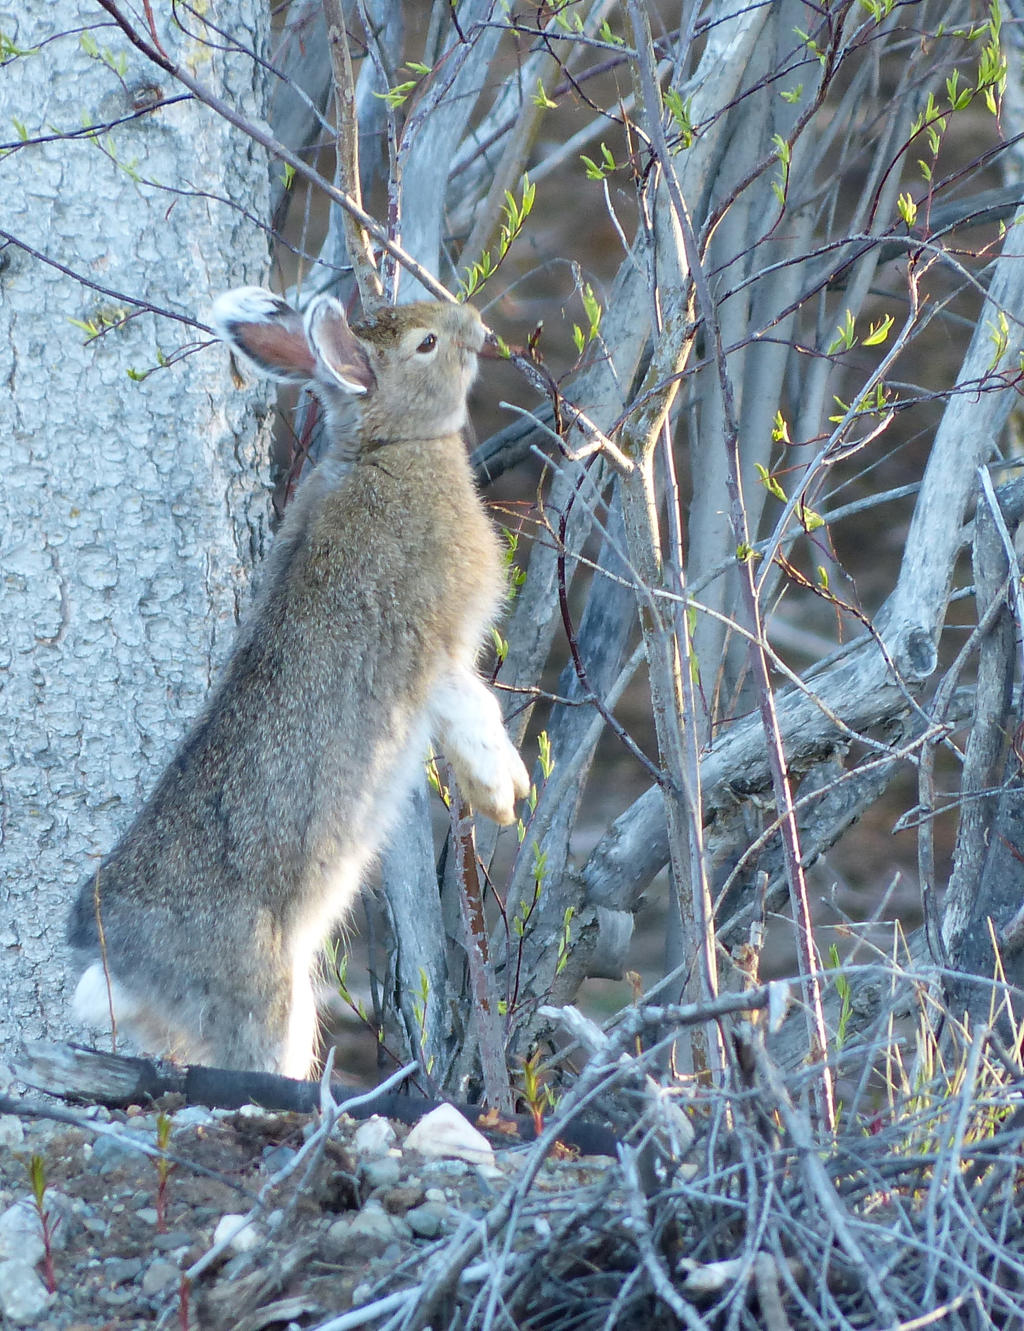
xmin=0 ymin=1258 xmax=51 ymax=1324
xmin=0 ymin=1116 xmax=24 ymax=1149
xmin=0 ymin=1199 xmax=45 ymax=1265
xmin=404 ymin=1104 xmax=495 ymax=1168
xmin=213 ymin=1213 xmax=262 ymax=1254
xmin=352 ymin=1115 xmax=397 ymax=1156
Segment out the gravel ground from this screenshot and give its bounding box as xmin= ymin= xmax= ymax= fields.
xmin=0 ymin=1097 xmax=614 ymax=1330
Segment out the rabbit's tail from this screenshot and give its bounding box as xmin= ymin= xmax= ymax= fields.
xmin=72 ymin=960 xmax=167 ymax=1050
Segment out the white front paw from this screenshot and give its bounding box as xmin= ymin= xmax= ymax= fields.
xmin=429 ymin=673 xmax=530 ymax=824
xmin=451 ymin=733 xmax=530 ymax=825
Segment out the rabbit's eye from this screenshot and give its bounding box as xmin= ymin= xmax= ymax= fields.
xmin=416 ymin=333 xmax=438 ymax=354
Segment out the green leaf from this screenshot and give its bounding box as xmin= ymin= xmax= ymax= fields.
xmin=580 ymin=142 xmax=618 ymax=180
xmin=862 ymin=314 xmax=894 ymax=347
xmin=372 ymin=80 xmax=418 ymax=108
xmin=597 ymin=20 xmax=624 ymax=46
xmin=897 ymin=192 xmax=917 ymax=227
xmin=538 ymin=730 xmax=554 ymax=780
xmin=798 ymin=503 xmax=825 ymax=532
xmin=755 ymin=462 xmax=787 ymax=503
xmin=827 ymin=308 xmax=857 ymax=355
xmin=581 ymin=282 xmax=602 ymax=340
xmin=663 ymin=88 xmax=694 ymax=148
xmin=987 ymin=310 xmax=1010 ymax=370
xmin=490 ymin=625 xmax=508 ymax=663
xmin=0 ymin=28 xmax=38 ymax=60
xmin=67 ymin=316 xmax=100 ymax=337
xmin=829 ymin=394 xmax=850 ymax=423
xmin=28 ymin=1154 xmax=47 ymax=1208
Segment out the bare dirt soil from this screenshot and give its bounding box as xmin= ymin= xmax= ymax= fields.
xmin=0 ymin=1095 xmax=615 ymax=1331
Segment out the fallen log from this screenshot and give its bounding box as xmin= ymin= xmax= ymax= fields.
xmin=5 ymin=1040 xmax=619 ymax=1156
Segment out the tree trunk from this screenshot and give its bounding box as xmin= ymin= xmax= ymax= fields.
xmin=0 ymin=2 xmax=272 ymax=1064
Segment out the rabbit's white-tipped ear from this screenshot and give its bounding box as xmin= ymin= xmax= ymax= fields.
xmin=210 ymin=287 xmax=316 ymax=383
xmin=304 ymin=295 xmax=374 ymax=395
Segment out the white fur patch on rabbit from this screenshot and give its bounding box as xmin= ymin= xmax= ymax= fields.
xmin=67 ymin=291 xmax=528 ymax=1078
xmin=428 ymin=670 xmax=530 ymax=825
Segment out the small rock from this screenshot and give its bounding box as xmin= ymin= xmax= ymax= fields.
xmin=88 ymin=1132 xmax=152 ymax=1174
xmin=236 ymin=1104 xmax=275 ymax=1123
xmin=135 ymin=1207 xmax=159 ymax=1226
xmin=420 ymin=1158 xmax=469 ymax=1179
xmin=98 ymin=1287 xmax=136 ymax=1308
xmin=358 ymin=1155 xmax=402 ymax=1189
xmin=0 ymin=1199 xmax=45 ymax=1265
xmin=379 ymin=1185 xmax=424 ymax=1214
xmin=104 ymin=1256 xmax=144 ymax=1285
xmin=262 ymin=1144 xmax=297 ymax=1172
xmin=348 ymin=1202 xmax=405 ymax=1244
xmin=0 ymin=1258 xmax=51 ymax=1325
xmin=152 ymin=1230 xmax=194 ymax=1252
xmin=171 ymin=1106 xmax=217 ymax=1131
xmin=424 ymin=1187 xmax=447 ymax=1204
xmin=404 ymin=1105 xmax=495 ymax=1167
xmin=76 ymin=1103 xmax=109 ymax=1120
xmin=324 ymin=1216 xmax=353 ymax=1249
xmin=221 ymin=1250 xmax=260 ymax=1280
xmin=213 ymin=1213 xmax=262 ymax=1254
xmin=0 ymin=1191 xmax=76 ymax=1262
xmin=141 ymin=1259 xmax=180 ymax=1296
xmin=353 ymin=1116 xmax=396 ymax=1156
xmin=0 ymin=1115 xmax=24 ymax=1149
xmin=406 ymin=1202 xmax=448 ymax=1239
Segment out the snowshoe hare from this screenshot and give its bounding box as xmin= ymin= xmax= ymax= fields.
xmin=68 ymin=289 xmax=529 ymax=1077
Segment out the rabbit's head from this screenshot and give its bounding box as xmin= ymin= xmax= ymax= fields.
xmin=210 ymin=288 xmax=485 ymax=442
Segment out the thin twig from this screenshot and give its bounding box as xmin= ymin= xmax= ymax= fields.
xmin=322 ymin=0 xmax=384 ymax=309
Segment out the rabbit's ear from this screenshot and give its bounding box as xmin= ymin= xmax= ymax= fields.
xmin=210 ymin=287 xmax=316 ymax=383
xmin=304 ymin=296 xmax=375 ymax=396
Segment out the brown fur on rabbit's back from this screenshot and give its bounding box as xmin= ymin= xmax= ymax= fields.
xmin=67 ymin=291 xmax=525 ymax=1076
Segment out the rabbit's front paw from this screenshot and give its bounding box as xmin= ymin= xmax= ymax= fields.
xmin=429 ymin=670 xmax=530 ymax=825
xmin=452 ymin=734 xmax=530 ymax=826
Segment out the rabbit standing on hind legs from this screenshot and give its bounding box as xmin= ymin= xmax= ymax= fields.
xmin=68 ymin=289 xmax=530 ymax=1078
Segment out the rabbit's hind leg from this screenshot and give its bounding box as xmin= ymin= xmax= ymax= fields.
xmin=189 ymin=959 xmax=316 ymax=1076
xmin=72 ymin=960 xmax=208 ymax=1066
xmin=279 ymin=960 xmax=318 ymax=1080
xmin=428 ymin=668 xmax=530 ymax=825
xmin=72 ymin=955 xmax=310 ymax=1077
